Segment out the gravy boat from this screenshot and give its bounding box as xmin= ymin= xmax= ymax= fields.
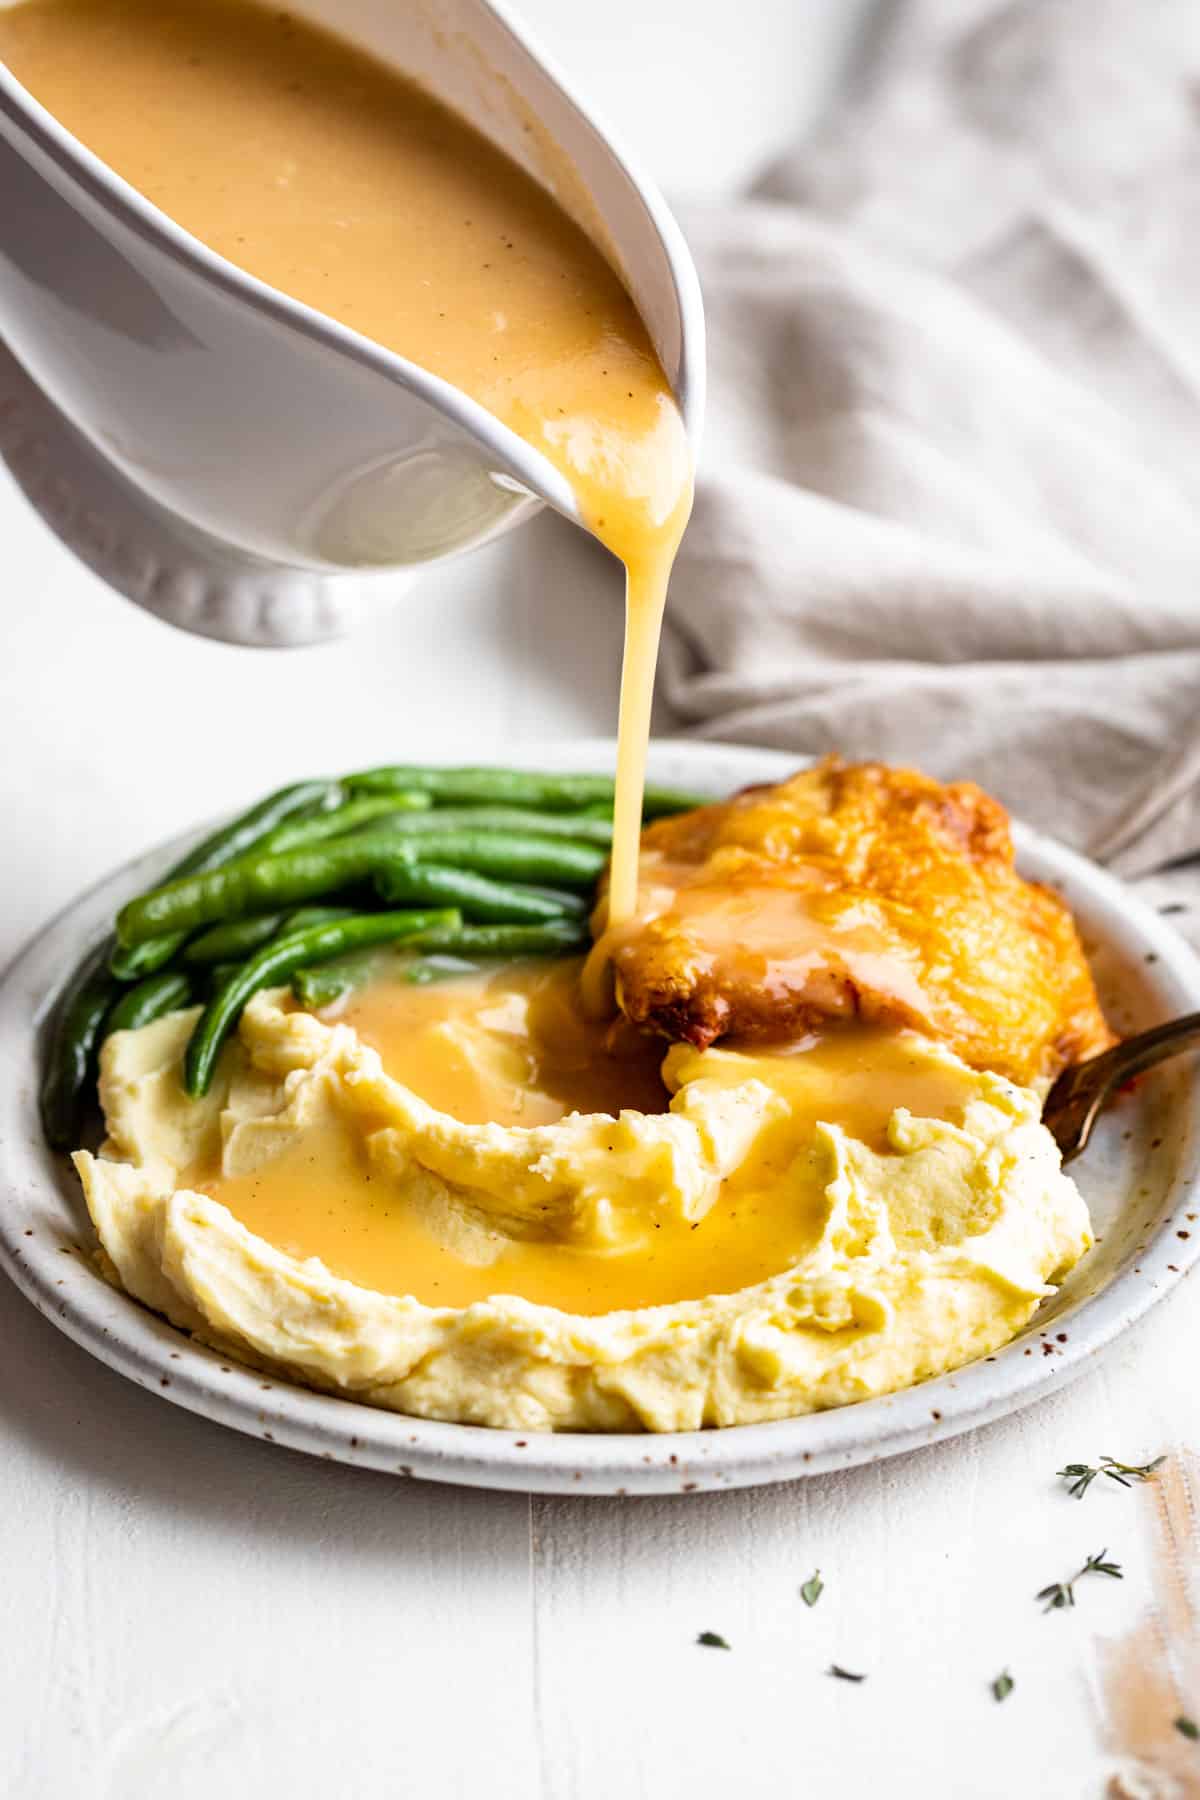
xmin=0 ymin=0 xmax=704 ymax=644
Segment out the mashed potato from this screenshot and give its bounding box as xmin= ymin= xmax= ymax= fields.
xmin=74 ymin=989 xmax=1092 ymax=1433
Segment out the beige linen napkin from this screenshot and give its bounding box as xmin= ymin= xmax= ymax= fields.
xmin=662 ymin=0 xmax=1200 ymax=877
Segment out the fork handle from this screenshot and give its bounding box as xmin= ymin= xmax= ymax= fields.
xmin=1093 ymin=1010 xmax=1200 ymax=1091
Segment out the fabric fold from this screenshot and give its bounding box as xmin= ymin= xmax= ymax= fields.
xmin=662 ymin=1 xmax=1200 ymax=877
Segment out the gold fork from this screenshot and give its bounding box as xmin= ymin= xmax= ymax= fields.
xmin=1042 ymin=1014 xmax=1200 ymax=1164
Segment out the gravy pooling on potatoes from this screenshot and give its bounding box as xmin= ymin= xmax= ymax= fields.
xmin=0 ymin=0 xmax=691 ymax=932
xmin=78 ymin=989 xmax=1094 ymax=1427
xmin=338 ymin=957 xmax=670 ymax=1129
xmin=191 ymin=962 xmax=974 ymax=1316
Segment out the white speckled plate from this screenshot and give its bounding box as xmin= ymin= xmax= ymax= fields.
xmin=2 ymin=741 xmax=1198 ymax=1495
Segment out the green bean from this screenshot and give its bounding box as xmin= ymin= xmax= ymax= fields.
xmin=404 ymin=919 xmax=588 ymax=959
xmin=110 ymin=778 xmax=342 ymax=979
xmin=292 ymin=918 xmax=586 ymax=1008
xmin=396 ymin=922 xmax=587 ymax=986
xmin=104 ymin=970 xmax=194 ymax=1036
xmin=182 ymin=914 xmax=286 ymax=965
xmin=358 ymin=806 xmax=614 ymax=846
xmin=39 ymin=943 xmax=122 ymax=1150
xmin=183 ymin=909 xmax=460 ymax=1097
xmin=403 ymin=955 xmax=482 ymax=986
xmin=646 ymin=789 xmax=713 ymax=818
xmin=166 ymin=779 xmax=343 ymax=869
xmin=395 ymin=830 xmax=607 ymax=885
xmin=280 ymin=905 xmax=358 ymax=934
xmin=515 ymin=885 xmax=590 ymax=918
xmin=183 ymin=904 xmax=354 ymax=965
xmin=116 ymin=831 xmax=414 ymax=945
xmin=109 ymin=939 xmax=184 ymax=984
xmin=117 ymin=825 xmax=598 ymax=945
xmin=373 ymin=863 xmax=575 ymax=922
xmin=109 ymin=942 xmax=183 ymax=984
xmin=344 ymin=764 xmax=711 ymax=816
xmin=255 ymin=791 xmax=430 ymax=855
xmin=291 ymin=950 xmax=380 ymax=1009
xmin=647 ymin=788 xmax=713 ymax=817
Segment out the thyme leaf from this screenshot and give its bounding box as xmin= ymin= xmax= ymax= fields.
xmin=1084 ymin=1550 xmax=1124 ymax=1580
xmin=1036 ymin=1578 xmax=1075 ymax=1612
xmin=1057 ymin=1455 xmax=1166 ymax=1498
xmin=991 ymin=1671 xmax=1014 ymax=1703
xmin=828 ymin=1664 xmax=866 ymax=1682
xmin=696 ymin=1631 xmax=730 ymax=1650
xmin=801 ymin=1570 xmax=824 ymax=1608
xmin=1037 ymin=1548 xmax=1123 ymax=1612
xmin=1176 ymin=1717 xmax=1199 ymax=1741
xmin=1057 ymin=1462 xmax=1101 ymax=1499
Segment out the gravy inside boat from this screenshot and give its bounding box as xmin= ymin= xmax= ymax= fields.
xmin=0 ymin=0 xmax=691 ymax=933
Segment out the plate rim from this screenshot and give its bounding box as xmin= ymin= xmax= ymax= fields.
xmin=3 ymin=737 xmax=1199 ymax=1496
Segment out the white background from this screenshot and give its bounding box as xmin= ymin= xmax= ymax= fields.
xmin=3 ymin=3 xmax=1199 ymax=1796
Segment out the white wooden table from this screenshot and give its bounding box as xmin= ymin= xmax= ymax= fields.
xmin=2 ymin=5 xmax=1198 ymax=1793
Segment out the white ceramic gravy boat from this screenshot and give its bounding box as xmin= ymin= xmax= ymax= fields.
xmin=0 ymin=0 xmax=704 ymax=643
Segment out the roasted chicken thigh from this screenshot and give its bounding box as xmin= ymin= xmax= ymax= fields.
xmin=597 ymin=759 xmax=1114 ymax=1086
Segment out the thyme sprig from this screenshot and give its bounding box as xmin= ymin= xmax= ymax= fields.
xmin=1057 ymin=1455 xmax=1166 ymax=1499
xmin=1037 ymin=1548 xmax=1123 ymax=1612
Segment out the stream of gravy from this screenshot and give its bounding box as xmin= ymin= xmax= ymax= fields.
xmin=0 ymin=0 xmax=691 ymax=936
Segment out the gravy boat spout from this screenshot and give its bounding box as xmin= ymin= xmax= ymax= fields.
xmin=0 ymin=0 xmax=704 ymax=623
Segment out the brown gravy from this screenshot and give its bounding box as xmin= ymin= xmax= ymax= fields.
xmin=194 ymin=965 xmax=966 ymax=1316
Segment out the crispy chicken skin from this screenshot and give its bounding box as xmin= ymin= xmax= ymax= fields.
xmin=599 ymin=759 xmax=1115 ymax=1086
